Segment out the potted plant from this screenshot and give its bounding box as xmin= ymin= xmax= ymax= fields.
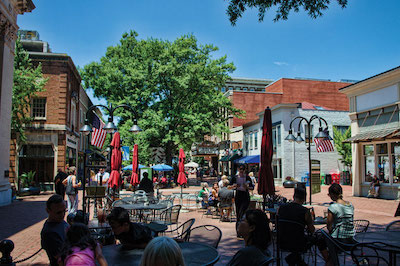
xmin=18 ymin=171 xmax=41 ymax=196
xmin=283 ymin=176 xmax=297 ymax=188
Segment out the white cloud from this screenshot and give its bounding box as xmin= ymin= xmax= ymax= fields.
xmin=274 ymin=61 xmax=289 ymax=66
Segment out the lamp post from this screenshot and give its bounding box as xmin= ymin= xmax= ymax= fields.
xmin=285 ymin=115 xmax=331 ymax=205
xmin=80 ymin=103 xmax=142 ymax=219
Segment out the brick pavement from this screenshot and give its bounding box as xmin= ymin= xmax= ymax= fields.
xmin=0 ymin=185 xmax=398 ymax=265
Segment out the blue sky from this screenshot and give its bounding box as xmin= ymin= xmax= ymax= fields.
xmin=18 ymin=0 xmax=400 ymax=106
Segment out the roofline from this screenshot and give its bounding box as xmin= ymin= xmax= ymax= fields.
xmin=340 ymin=65 xmax=400 ymax=93
xmin=266 ymin=77 xmax=352 ymax=90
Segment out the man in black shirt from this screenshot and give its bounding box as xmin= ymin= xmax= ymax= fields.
xmin=41 ymin=194 xmax=69 ymax=266
xmin=107 ymin=207 xmax=153 ymax=250
xmin=138 ymin=172 xmax=154 ymax=194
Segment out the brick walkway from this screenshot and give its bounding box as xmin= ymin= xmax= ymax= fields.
xmin=0 ymin=185 xmax=398 ymax=265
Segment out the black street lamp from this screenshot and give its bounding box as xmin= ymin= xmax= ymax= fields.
xmin=285 ymin=115 xmax=331 ymax=205
xmin=80 ymin=103 xmax=142 ymax=219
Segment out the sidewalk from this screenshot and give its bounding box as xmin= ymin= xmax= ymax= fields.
xmin=0 ymin=185 xmax=398 ymax=265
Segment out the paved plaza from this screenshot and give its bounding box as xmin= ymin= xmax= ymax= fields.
xmin=0 ymin=185 xmax=399 ymax=265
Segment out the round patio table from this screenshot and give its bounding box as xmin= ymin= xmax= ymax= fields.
xmin=354 ymin=231 xmax=400 ymax=265
xmin=102 ymin=242 xmax=219 ymax=266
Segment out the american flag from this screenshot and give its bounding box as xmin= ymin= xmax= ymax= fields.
xmin=314 ymin=131 xmax=334 ymax=152
xmin=91 ymin=113 xmax=106 ymax=149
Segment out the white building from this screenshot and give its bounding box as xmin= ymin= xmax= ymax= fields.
xmin=340 ymin=66 xmax=400 ymax=199
xmin=242 ymin=102 xmax=351 ymax=185
xmin=0 ymin=0 xmax=35 ymax=206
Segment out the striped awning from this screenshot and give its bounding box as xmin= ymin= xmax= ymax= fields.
xmin=344 ymin=128 xmax=400 ymax=143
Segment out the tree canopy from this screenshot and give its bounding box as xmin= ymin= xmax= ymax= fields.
xmin=332 ymin=126 xmax=352 ymax=170
xmin=81 ymin=31 xmax=242 ymax=164
xmin=12 ymin=38 xmax=47 ymax=142
xmin=226 ymin=0 xmax=348 ymax=25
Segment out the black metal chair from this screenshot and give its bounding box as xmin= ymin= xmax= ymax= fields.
xmin=385 ymin=220 xmax=400 ymax=231
xmin=351 ymin=242 xmax=391 ymax=266
xmin=320 ymin=229 xmax=353 ymax=266
xmin=354 ymin=219 xmax=370 ymax=233
xmin=153 ymin=205 xmax=182 ymax=230
xmin=276 ymin=217 xmax=316 ymax=266
xmin=164 ymin=218 xmax=195 ymax=241
xmin=188 ymin=225 xmax=222 ymax=248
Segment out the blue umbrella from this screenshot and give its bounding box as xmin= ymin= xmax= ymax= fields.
xmin=122 ymin=164 xmax=147 ymax=171
xmin=151 ymin=164 xmax=174 ymax=171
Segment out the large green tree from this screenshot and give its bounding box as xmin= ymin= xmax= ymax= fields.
xmin=226 ymin=0 xmax=348 ymax=25
xmin=12 ymin=38 xmax=47 ymax=142
xmin=333 ymin=126 xmax=352 ymax=170
xmin=81 ymin=31 xmax=242 ymax=164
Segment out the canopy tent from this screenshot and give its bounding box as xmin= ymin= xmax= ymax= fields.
xmin=151 ymin=164 xmax=174 ymax=171
xmin=184 ymin=161 xmax=199 ymax=168
xmin=234 ymin=155 xmax=260 ymax=164
xmin=122 ymin=164 xmax=147 ymax=171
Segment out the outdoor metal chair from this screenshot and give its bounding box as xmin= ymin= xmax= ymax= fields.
xmin=153 ymin=205 xmax=182 ymax=230
xmin=385 ymin=220 xmax=400 ymax=231
xmin=354 ymin=219 xmax=370 ymax=233
xmin=320 ymin=229 xmax=353 ymax=266
xmin=276 ymin=217 xmax=316 ymax=266
xmin=111 ymin=199 xmax=126 ymax=207
xmin=164 ymin=218 xmax=195 ymax=241
xmin=188 ymin=225 xmax=222 ymax=248
xmin=134 ymin=190 xmax=147 ymax=196
xmin=351 ymin=242 xmax=391 ymax=266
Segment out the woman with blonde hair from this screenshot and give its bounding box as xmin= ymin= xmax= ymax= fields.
xmin=140 ymin=237 xmax=184 ymax=266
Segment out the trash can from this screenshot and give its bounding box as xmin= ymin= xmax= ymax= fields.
xmin=341 ymin=171 xmax=350 ymax=185
xmin=325 ymin=174 xmax=332 ymax=185
xmin=331 ymin=173 xmax=340 ymax=184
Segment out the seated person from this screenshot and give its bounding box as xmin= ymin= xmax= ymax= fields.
xmin=327 ymin=183 xmax=355 ymax=244
xmin=369 ymin=175 xmax=380 ymax=198
xmin=140 ymin=237 xmax=184 ymax=266
xmin=107 ymin=207 xmax=153 ymax=249
xmin=278 ymin=187 xmax=330 ymax=265
xmin=208 ymin=182 xmax=220 ymax=208
xmin=227 ymin=209 xmax=272 ymax=266
xmin=160 ymin=176 xmax=168 ymax=188
xmin=218 ymin=179 xmax=234 ymax=221
xmin=138 ymin=172 xmax=154 ymax=194
xmin=197 ymin=182 xmax=210 ymax=209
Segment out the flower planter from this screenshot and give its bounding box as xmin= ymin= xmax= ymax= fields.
xmin=283 ymin=180 xmax=296 ymax=188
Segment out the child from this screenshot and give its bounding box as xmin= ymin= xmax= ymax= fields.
xmin=59 ymin=223 xmax=107 ymax=266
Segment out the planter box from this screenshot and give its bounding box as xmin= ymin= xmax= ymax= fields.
xmin=19 ymin=187 xmax=41 ymax=196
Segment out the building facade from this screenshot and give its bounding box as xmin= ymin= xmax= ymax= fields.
xmin=9 ymin=31 xmax=87 ymax=191
xmin=0 ymin=0 xmax=35 ymax=206
xmin=340 ymin=66 xmax=400 ymax=199
xmin=242 ymin=102 xmax=351 ymax=185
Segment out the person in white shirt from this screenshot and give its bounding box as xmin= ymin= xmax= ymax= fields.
xmin=94 ymin=168 xmax=110 ymax=187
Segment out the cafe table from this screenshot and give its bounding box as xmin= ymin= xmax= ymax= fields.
xmin=354 ymin=231 xmax=400 ymax=265
xmin=102 ymin=242 xmax=219 ymax=266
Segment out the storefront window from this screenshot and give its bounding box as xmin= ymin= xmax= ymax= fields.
xmin=376 ymin=144 xmax=389 ymax=183
xmin=391 ymin=143 xmax=400 ymax=184
xmin=363 ymin=144 xmax=375 ymax=182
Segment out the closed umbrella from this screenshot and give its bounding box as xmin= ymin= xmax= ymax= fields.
xmin=108 ymin=132 xmax=122 ymax=189
xmin=258 ymin=107 xmax=275 ymax=206
xmin=130 ymin=144 xmax=139 ymax=186
xmin=177 ymin=148 xmax=187 ymax=204
xmin=177 ymin=149 xmax=187 ymax=185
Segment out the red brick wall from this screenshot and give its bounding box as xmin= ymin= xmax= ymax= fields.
xmin=231 ymin=78 xmax=350 ymax=127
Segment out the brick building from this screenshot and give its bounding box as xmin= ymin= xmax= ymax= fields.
xmin=9 ymin=31 xmax=87 ymax=190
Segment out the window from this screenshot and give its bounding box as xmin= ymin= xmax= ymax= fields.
xmin=80 ymin=108 xmax=84 ymax=124
xmin=305 ymin=124 xmax=314 ymax=144
xmin=245 ymin=134 xmax=249 ymax=151
xmin=363 ymin=144 xmax=375 ymax=182
xmin=254 ymin=131 xmax=258 ymax=149
xmin=391 ymin=143 xmax=400 ymax=183
xmin=272 ymin=127 xmax=277 ymax=149
xmin=277 ymin=125 xmax=281 ymax=145
xmin=243 ymin=87 xmax=248 ymax=91
xmin=249 ymin=132 xmax=253 ymax=149
xmin=221 ymin=87 xmax=226 ymax=93
xmin=228 ymin=87 xmax=233 ymax=91
xmin=377 ymin=143 xmax=389 ymax=183
xmin=31 ymin=98 xmax=46 ymax=118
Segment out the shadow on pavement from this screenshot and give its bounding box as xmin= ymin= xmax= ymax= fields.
xmin=0 ymin=198 xmax=47 ymax=240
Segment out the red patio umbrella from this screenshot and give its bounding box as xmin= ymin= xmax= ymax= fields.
xmin=108 ymin=132 xmax=122 ymax=189
xmin=258 ymin=107 xmax=275 ymax=204
xmin=177 ymin=148 xmax=187 ymax=186
xmin=130 ymin=144 xmax=139 ymax=186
